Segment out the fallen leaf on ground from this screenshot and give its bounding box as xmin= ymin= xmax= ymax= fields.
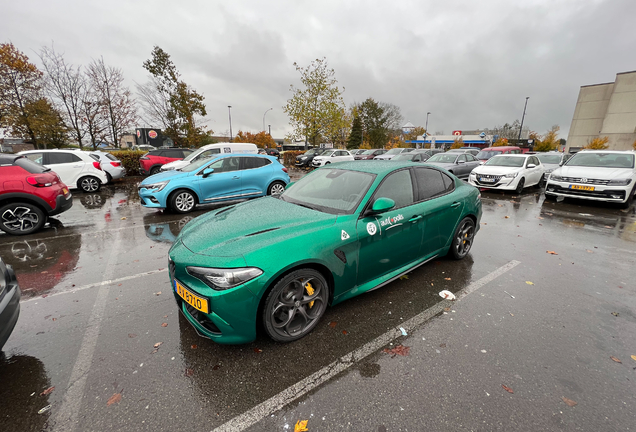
xmin=444 ymin=277 xmax=451 ymax=281
xmin=610 ymin=356 xmax=622 ymax=363
xmin=443 ymin=307 xmax=451 ymax=312
xmin=562 ymin=397 xmax=577 ymax=407
xmin=153 ymin=342 xmax=163 ymax=349
xmin=611 ymin=312 xmax=619 ymax=317
xmin=526 ymin=281 xmax=534 ymax=285
xmin=504 ymin=216 xmax=510 ymax=219
xmin=107 ymin=393 xmax=122 ymax=405
xmin=439 ymin=343 xmax=446 ymax=348
xmin=212 ymin=364 xmax=220 ymax=370
xmin=184 ymin=368 xmax=194 ymax=377
xmin=161 ymin=323 xmax=168 ymax=327
xmin=399 ymin=275 xmax=409 ymax=280
xmin=502 ymin=384 xmax=514 ymax=394
xmin=120 ymin=217 xmax=126 ymax=220
xmin=254 ymin=348 xmax=263 ymax=353
xmin=586 ymin=250 xmax=593 ymax=253
xmin=537 ymin=217 xmax=544 ymax=220
xmin=191 ymin=344 xmax=197 ymax=349
xmin=342 ymin=330 xmax=348 ymax=335
xmin=294 ymin=420 xmax=309 ymax=432
xmin=40 ymin=387 xmax=55 ymax=396
xmin=155 ymin=291 xmax=162 ymax=296
xmin=128 ymin=333 xmax=136 ymax=338
xmin=328 ymin=321 xmax=337 ymax=328
xmin=631 ymin=355 xmax=636 ymax=362
xmin=546 ymin=251 xmax=558 ymax=255
xmin=604 ymin=225 xmax=612 ymax=228
xmin=383 ymin=345 xmax=410 ymax=357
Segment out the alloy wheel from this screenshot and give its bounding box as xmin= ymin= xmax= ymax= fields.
xmin=455 ymin=220 xmax=475 ymax=258
xmin=1 ymin=206 xmax=41 ymax=234
xmin=269 ymin=182 xmax=285 ymax=195
xmin=174 ymin=192 xmax=195 ymax=212
xmin=80 ymin=177 xmax=100 ymax=192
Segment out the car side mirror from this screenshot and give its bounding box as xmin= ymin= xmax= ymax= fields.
xmin=369 ymin=197 xmax=396 ymax=214
xmin=202 ymin=168 xmax=214 ymax=178
xmin=527 ymin=164 xmax=536 ymax=169
xmin=458 ymin=160 xmax=465 ymax=164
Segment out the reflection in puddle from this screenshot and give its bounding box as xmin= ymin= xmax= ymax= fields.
xmin=143 ymin=215 xmax=195 ymax=244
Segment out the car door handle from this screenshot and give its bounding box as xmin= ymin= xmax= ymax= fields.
xmin=74 ymin=165 xmax=82 ymax=168
xmin=450 ymin=202 xmax=461 ymax=208
xmin=233 ymin=176 xmax=240 ymax=179
xmin=409 ymin=215 xmax=422 ymax=222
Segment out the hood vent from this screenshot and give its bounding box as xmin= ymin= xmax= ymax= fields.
xmin=215 ymin=206 xmax=235 ymax=216
xmin=245 ymin=227 xmax=280 ymax=237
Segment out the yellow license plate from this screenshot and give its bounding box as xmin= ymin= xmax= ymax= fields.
xmin=62 ymin=187 xmax=69 ymax=194
xmin=570 ymin=185 xmax=594 ymax=191
xmin=175 ymin=281 xmax=209 ymax=314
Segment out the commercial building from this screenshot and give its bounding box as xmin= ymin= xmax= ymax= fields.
xmin=566 ymin=71 xmax=636 ymax=152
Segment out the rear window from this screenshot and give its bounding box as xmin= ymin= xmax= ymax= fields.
xmin=89 ymin=154 xmax=101 ymax=162
xmin=104 ymin=153 xmax=118 ymax=161
xmin=14 ymin=157 xmax=50 ymax=174
xmin=476 ymin=150 xmax=501 ymax=160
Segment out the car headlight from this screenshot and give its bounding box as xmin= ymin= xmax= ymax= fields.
xmin=142 ymin=180 xmax=169 ymax=192
xmin=549 ymin=175 xmax=564 ymax=182
xmin=607 ymin=178 xmax=632 ymax=186
xmin=162 ymin=166 xmax=175 ymax=171
xmin=186 ymin=266 xmax=263 ymax=290
xmin=504 ymin=172 xmax=519 ymax=178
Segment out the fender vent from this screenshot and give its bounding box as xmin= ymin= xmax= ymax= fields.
xmin=215 ymin=206 xmax=235 ymax=216
xmin=334 ymin=249 xmax=347 ymax=264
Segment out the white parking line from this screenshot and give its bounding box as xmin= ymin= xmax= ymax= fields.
xmin=211 ymin=260 xmax=521 ymax=432
xmin=22 ymin=269 xmax=169 ymax=303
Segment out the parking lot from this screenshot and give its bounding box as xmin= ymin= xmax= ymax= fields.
xmin=1 ymin=172 xmax=635 ymax=431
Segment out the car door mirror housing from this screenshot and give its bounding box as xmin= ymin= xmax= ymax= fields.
xmin=370 ymin=197 xmax=396 ymax=214
xmin=458 ymin=160 xmax=465 ymax=164
xmin=202 ymin=168 xmax=215 ymax=177
xmin=527 ymin=164 xmax=536 ymax=169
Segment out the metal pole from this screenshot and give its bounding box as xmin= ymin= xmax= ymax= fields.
xmin=228 ymin=106 xmax=233 ymax=142
xmin=425 ymin=112 xmax=430 ymax=146
xmin=268 ymin=125 xmax=271 ymax=136
xmin=263 ymin=108 xmax=273 ymax=132
xmin=518 ymin=97 xmax=529 ymax=140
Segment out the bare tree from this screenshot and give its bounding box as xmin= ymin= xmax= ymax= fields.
xmin=82 ymin=78 xmax=108 ymax=150
xmin=39 ymin=45 xmax=87 ymax=148
xmin=135 ymin=76 xmax=173 ymax=129
xmin=86 ymin=57 xmax=137 ymax=147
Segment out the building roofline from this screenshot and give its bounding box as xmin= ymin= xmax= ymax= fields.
xmin=580 ymin=82 xmax=614 ymax=88
xmin=616 ymin=70 xmax=636 ymax=76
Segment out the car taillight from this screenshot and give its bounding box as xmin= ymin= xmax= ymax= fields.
xmin=93 ymin=161 xmax=102 ymax=170
xmin=282 ymin=167 xmax=288 ymax=173
xmin=111 ymin=162 xmax=121 ymax=167
xmin=26 ymin=175 xmax=53 ymax=187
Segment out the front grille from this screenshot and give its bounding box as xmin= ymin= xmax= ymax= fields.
xmin=474 ymin=174 xmax=503 ymax=186
xmin=183 ymin=302 xmax=221 ymax=333
xmin=477 ymin=174 xmax=504 ymax=180
xmin=559 ymin=176 xmax=610 ymax=185
xmin=139 ymin=197 xmax=146 ymax=205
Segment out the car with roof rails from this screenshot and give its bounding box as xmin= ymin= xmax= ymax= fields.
xmin=374 ymin=148 xmax=415 ymax=160
xmin=545 ymin=150 xmax=636 ymax=208
xmin=0 ymin=154 xmax=72 ymax=235
xmin=311 ymin=149 xmax=354 ymax=167
xmin=168 ymin=160 xmax=482 ymax=344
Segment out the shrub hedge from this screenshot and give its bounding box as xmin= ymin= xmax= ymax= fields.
xmin=108 ymin=150 xmax=147 ymax=176
xmin=282 ymin=150 xmax=303 ymax=167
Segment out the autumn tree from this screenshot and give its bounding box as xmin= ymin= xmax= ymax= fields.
xmin=632 ymin=138 xmax=636 ymax=151
xmin=355 ymin=98 xmax=404 ymax=148
xmin=283 ymin=57 xmax=347 ymax=148
xmin=233 ymin=130 xmax=276 ymax=148
xmin=404 ymin=126 xmax=426 ymax=142
xmin=492 ymin=137 xmax=508 ymax=147
xmin=0 ymin=42 xmax=44 ymax=146
xmin=25 ymin=98 xmax=70 ymax=148
xmin=140 ymin=46 xmax=208 ymax=147
xmin=86 ymin=57 xmax=137 ymax=147
xmin=534 ymin=125 xmax=560 ymax=152
xmin=451 ymin=137 xmax=464 ymax=149
xmin=347 ymin=109 xmax=363 ymax=149
xmin=584 ymin=136 xmax=609 ymax=150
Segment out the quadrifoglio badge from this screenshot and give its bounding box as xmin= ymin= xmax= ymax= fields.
xmin=379 ymin=214 xmax=404 ymax=227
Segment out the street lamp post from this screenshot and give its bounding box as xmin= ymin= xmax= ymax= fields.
xmin=268 ymin=125 xmax=271 ymax=136
xmin=263 ymin=108 xmax=273 ymax=132
xmin=518 ymin=97 xmax=529 ymax=140
xmin=228 ymin=106 xmax=233 ymax=142
xmin=425 ymin=112 xmax=431 ymax=147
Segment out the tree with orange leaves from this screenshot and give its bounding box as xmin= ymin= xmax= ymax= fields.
xmin=584 ymin=136 xmax=609 ymax=150
xmin=234 ymin=130 xmax=277 ymax=148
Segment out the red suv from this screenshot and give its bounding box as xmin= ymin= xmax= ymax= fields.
xmin=139 ymin=148 xmax=193 ymax=176
xmin=0 ymin=154 xmax=73 ymax=235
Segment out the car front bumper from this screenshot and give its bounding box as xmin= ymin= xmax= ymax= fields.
xmin=545 ymin=180 xmax=633 ymax=203
xmin=138 ymin=188 xmax=168 ymax=209
xmin=468 ymin=175 xmax=521 ymax=191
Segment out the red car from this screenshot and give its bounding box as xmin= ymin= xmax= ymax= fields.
xmin=139 ymin=148 xmax=193 ymax=176
xmin=0 ymin=154 xmax=73 ymax=235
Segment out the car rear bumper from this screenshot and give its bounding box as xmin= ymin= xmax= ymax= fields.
xmin=0 ymin=282 xmax=21 ymax=350
xmin=48 ymin=191 xmax=74 ymax=216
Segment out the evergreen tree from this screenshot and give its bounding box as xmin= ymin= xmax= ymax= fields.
xmin=347 ymin=113 xmax=362 ymax=149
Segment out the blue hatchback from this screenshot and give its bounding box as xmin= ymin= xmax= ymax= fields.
xmin=138 ymin=153 xmax=290 ymax=213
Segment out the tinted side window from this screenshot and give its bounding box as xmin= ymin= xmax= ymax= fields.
xmin=167 ymin=150 xmax=183 ymax=158
xmin=47 ymin=152 xmax=81 ymax=164
xmin=242 ymin=157 xmax=271 ymax=169
xmin=441 ymin=172 xmax=455 ymax=192
xmin=414 ymin=168 xmax=448 ymax=201
xmin=373 ymin=169 xmax=414 ymax=209
xmin=150 ymin=150 xmax=164 ymax=157
xmin=24 ymin=153 xmax=44 ymax=164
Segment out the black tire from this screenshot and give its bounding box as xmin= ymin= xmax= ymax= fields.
xmin=0 ymin=203 xmax=47 ymax=235
xmin=263 ymin=268 xmax=329 ymax=343
xmin=267 ymin=181 xmax=286 ymax=195
xmin=538 ymin=174 xmax=546 ymax=188
xmin=325 ymin=161 xmax=331 ymax=165
xmin=621 ymin=185 xmax=635 ymax=209
xmin=105 ymin=172 xmax=113 ymax=183
xmin=515 ymin=177 xmax=525 ymax=194
xmin=78 ymin=176 xmax=101 ymax=193
xmin=170 ymin=189 xmax=197 ymax=213
xmin=448 ymin=217 xmax=475 ymax=260
xmin=150 ymin=166 xmax=161 ymax=176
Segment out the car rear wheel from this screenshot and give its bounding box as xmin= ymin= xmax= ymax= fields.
xmin=448 ymin=217 xmax=475 ymax=260
xmin=515 ymin=177 xmax=525 ymax=194
xmin=267 ymin=181 xmax=286 ymax=195
xmin=78 ymin=176 xmax=101 ymax=193
xmin=0 ymin=203 xmax=46 ymax=235
xmin=170 ymin=189 xmax=196 ymax=213
xmin=263 ymin=269 xmax=329 ymax=343
xmin=150 ymin=166 xmax=161 ymax=175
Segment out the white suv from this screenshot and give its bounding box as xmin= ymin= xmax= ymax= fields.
xmin=18 ymin=149 xmax=109 ymax=192
xmin=311 ymin=149 xmax=354 ymax=167
xmin=545 ymin=150 xmax=636 ymax=207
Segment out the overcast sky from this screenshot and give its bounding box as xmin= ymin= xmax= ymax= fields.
xmin=2 ymin=0 xmax=635 ymax=140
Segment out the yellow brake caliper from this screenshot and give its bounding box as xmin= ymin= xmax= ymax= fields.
xmin=305 ymin=282 xmax=315 ymax=308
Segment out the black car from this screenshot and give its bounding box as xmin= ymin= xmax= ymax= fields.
xmin=295 ymin=148 xmax=325 ymax=167
xmin=0 ymin=257 xmax=21 ymax=350
xmin=265 ymin=148 xmax=280 ymax=157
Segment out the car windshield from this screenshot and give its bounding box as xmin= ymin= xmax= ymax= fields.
xmin=428 ymin=154 xmax=458 ymax=163
xmin=362 ymin=150 xmax=377 ymax=155
xmin=536 ymin=154 xmax=562 ymax=164
xmin=385 ymin=148 xmax=403 ymax=155
xmin=565 ymin=152 xmax=635 ymax=168
xmin=280 ymin=168 xmax=376 ymax=215
xmin=183 ymin=148 xmax=206 ymax=162
xmin=476 ymin=150 xmax=501 ymax=160
xmin=392 ymin=153 xmax=415 ymax=161
xmin=485 ymin=156 xmax=525 ymax=167
xmin=181 ymin=156 xmax=218 ymax=172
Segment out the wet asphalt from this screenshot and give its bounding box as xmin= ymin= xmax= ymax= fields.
xmin=1 ymin=170 xmax=635 ymax=432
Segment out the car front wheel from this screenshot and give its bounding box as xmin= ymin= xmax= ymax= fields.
xmin=170 ymin=189 xmax=196 ymax=213
xmin=263 ymin=269 xmax=329 ymax=343
xmin=78 ymin=176 xmax=101 ymax=193
xmin=267 ymin=181 xmax=286 ymax=195
xmin=0 ymin=203 xmax=46 ymax=235
xmin=515 ymin=177 xmax=525 ymax=194
xmin=448 ymin=217 xmax=475 ymax=260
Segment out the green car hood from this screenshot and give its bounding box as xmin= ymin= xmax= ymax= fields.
xmin=179 ymin=197 xmax=337 ymax=257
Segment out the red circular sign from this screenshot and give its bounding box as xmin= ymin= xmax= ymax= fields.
xmin=136 ymin=130 xmax=141 ymax=138
xmin=148 ymin=130 xmax=158 ymax=139
xmin=452 ymin=130 xmax=462 ymax=136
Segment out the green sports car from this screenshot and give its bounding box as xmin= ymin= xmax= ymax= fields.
xmin=168 ymin=161 xmax=482 ymax=344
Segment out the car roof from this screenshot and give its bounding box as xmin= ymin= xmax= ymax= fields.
xmin=481 ymin=146 xmax=521 ymax=151
xmin=0 ymin=154 xmax=22 ymax=164
xmin=577 ymin=150 xmax=636 ymax=154
xmin=321 ymin=160 xmax=439 ymax=176
xmin=490 ymin=153 xmax=529 ymax=158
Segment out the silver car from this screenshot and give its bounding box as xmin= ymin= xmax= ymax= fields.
xmin=90 ymin=151 xmax=126 ymax=182
xmin=426 ymin=152 xmax=482 ymax=179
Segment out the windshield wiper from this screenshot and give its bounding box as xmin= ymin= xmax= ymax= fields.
xmin=294 ymin=202 xmax=317 ymax=211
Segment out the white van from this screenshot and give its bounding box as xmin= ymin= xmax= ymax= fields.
xmin=160 ymin=142 xmax=258 ymax=171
